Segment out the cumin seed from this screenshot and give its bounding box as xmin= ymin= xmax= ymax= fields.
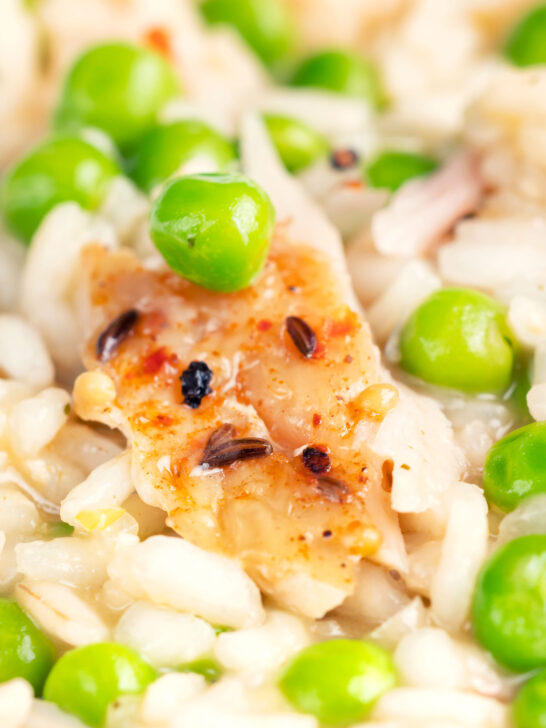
xmin=96 ymin=309 xmax=139 ymax=362
xmin=286 ymin=316 xmax=317 ymax=358
xmin=200 ymin=437 xmax=273 ymax=468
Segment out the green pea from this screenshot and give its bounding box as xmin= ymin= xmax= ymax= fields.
xmin=365 ymin=150 xmax=437 ymax=191
xmin=0 ymin=599 xmax=54 ymax=694
xmin=472 ymin=534 xmax=546 ymax=672
xmin=1 ymin=135 xmax=119 ymax=244
xmin=279 ymin=639 xmax=396 ymax=725
xmin=264 ymin=114 xmax=329 ymax=173
xmin=179 ymin=657 xmax=223 ymax=683
xmin=484 ymin=423 xmax=546 ymax=512
xmin=513 ymin=669 xmax=546 ymax=728
xmin=505 ymin=5 xmax=546 ymax=67
xmin=43 ymin=642 xmax=157 ymax=727
xmin=291 ymin=49 xmax=386 ymax=109
xmin=128 ymin=120 xmax=236 ymax=193
xmin=200 ymin=0 xmax=293 ymax=67
xmin=399 ymin=288 xmax=515 ymax=393
xmin=55 ymin=43 xmax=180 ymax=150
xmin=149 ymin=173 xmax=275 ymax=292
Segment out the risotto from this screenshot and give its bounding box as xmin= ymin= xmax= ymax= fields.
xmin=1 ymin=1 xmax=546 ymax=727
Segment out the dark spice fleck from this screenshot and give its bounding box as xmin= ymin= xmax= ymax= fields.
xmin=204 ymin=423 xmax=236 ymax=456
xmin=96 ymin=309 xmax=138 ymax=362
xmin=286 ymin=316 xmax=317 ymax=359
xmin=322 ymin=529 xmax=333 ymax=538
xmin=181 ymin=361 xmax=213 ymax=409
xmin=302 ymin=446 xmax=331 ymax=474
xmin=330 ymin=148 xmax=359 ymax=170
xmin=200 ymin=437 xmax=273 ymax=468
xmin=315 ymin=475 xmax=350 ymax=503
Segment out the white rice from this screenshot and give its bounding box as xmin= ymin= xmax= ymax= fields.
xmin=0 ymin=1 xmax=545 ymax=726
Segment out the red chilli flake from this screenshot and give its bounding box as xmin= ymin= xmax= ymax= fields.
xmin=342 ymin=179 xmax=364 ymax=190
xmin=257 ymin=319 xmax=272 ymax=332
xmin=285 ymin=316 xmax=317 ymax=359
xmin=327 ymin=318 xmax=354 ymax=337
xmin=142 ymin=347 xmax=178 ymax=375
xmin=312 ymin=413 xmax=322 ymax=427
xmin=96 ymin=309 xmax=138 ymax=363
xmin=144 ymin=27 xmax=171 ymax=57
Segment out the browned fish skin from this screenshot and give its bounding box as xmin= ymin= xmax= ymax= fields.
xmin=76 ymin=233 xmax=391 ymax=606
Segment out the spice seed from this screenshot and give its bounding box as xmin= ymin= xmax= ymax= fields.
xmin=201 ymin=437 xmax=273 ymax=468
xmin=315 ymin=475 xmax=350 ymax=504
xmin=96 ymin=309 xmax=139 ymax=362
xmin=286 ymin=316 xmax=317 ymax=358
xmin=204 ymin=423 xmax=237 ymax=455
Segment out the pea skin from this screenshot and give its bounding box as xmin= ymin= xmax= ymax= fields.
xmin=129 ymin=120 xmax=237 ymax=193
xmin=149 ymin=173 xmax=275 ymax=293
xmin=44 ymin=642 xmax=157 ymax=727
xmin=513 ymin=669 xmax=546 ymax=728
xmin=55 ymin=42 xmax=180 ymax=151
xmin=0 ymin=599 xmax=54 ymax=694
xmin=505 ymin=4 xmax=546 ymax=67
xmin=279 ymin=638 xmax=397 ymax=725
xmin=291 ymin=49 xmax=387 ymax=110
xmin=200 ymin=0 xmax=294 ymax=68
xmin=472 ymin=535 xmax=546 ymax=672
xmin=365 ymin=150 xmax=437 ymax=191
xmin=483 ymin=422 xmax=546 ymax=511
xmin=399 ymin=288 xmax=515 ymax=394
xmin=1 ymin=135 xmax=120 ymax=244
xmin=264 ymin=114 xmax=329 ymax=174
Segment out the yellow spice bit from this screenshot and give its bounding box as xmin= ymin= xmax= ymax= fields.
xmin=350 ymin=383 xmax=399 ymax=421
xmin=73 ymin=370 xmax=116 ymax=419
xmin=75 ymin=508 xmax=126 ymax=531
xmin=345 ymin=520 xmax=382 ymax=556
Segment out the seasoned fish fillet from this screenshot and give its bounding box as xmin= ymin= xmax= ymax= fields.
xmin=75 ymin=233 xmax=398 ymax=616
